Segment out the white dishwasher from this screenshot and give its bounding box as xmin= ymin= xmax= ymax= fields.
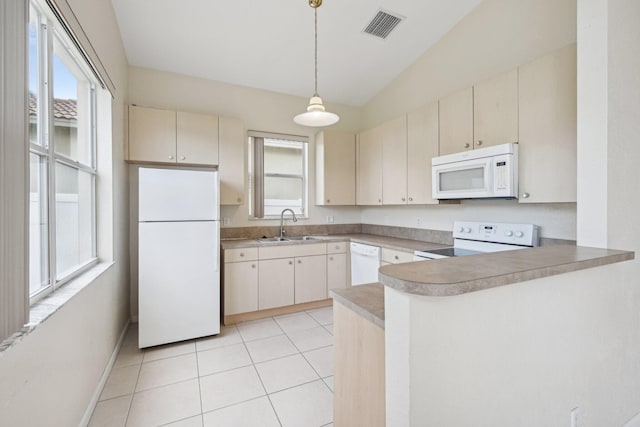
xmin=350 ymin=242 xmax=381 ymax=286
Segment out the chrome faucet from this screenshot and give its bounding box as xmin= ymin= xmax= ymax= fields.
xmin=279 ymin=208 xmax=298 ymax=238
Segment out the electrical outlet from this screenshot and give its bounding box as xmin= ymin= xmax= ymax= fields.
xmin=326 ymin=215 xmax=334 ymax=224
xmin=223 ymin=217 xmax=232 ymax=227
xmin=570 ymin=407 xmax=579 ymax=427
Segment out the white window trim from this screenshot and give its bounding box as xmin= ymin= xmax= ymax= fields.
xmin=248 ymin=131 xmax=309 ymax=220
xmin=28 ymin=0 xmax=99 ymax=305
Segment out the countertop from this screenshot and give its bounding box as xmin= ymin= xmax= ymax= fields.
xmin=221 ymin=233 xmax=448 ymax=252
xmin=379 ymin=245 xmax=634 ymax=296
xmin=330 ymin=284 xmax=385 ymax=329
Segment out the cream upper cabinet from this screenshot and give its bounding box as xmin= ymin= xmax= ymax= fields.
xmin=407 ymin=103 xmax=439 ymax=204
xmin=473 ymin=68 xmax=519 ymax=148
xmin=128 ymin=106 xmax=176 ymax=163
xmin=128 ymin=105 xmax=220 ymax=166
xmin=219 ymin=116 xmax=246 ymax=205
xmin=438 ymin=87 xmax=473 ymax=156
xmin=294 ymin=255 xmax=328 ymax=304
xmin=258 ymin=258 xmax=294 ymax=310
xmin=381 ymin=116 xmax=408 ymax=205
xmin=176 ymin=111 xmax=219 ymax=165
xmin=316 ymin=130 xmax=356 ymax=206
xmin=518 ymin=44 xmax=577 ymax=203
xmin=356 ymin=127 xmax=383 ymax=205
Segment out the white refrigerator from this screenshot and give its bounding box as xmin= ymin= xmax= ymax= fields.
xmin=138 ymin=166 xmax=220 ymax=348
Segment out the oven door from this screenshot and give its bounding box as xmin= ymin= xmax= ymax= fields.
xmin=432 ymin=157 xmax=493 ymax=199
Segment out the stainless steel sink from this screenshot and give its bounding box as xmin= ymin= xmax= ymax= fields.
xmin=286 ymin=236 xmax=320 ymax=241
xmin=255 ymin=236 xmax=320 ymax=243
xmin=255 ymin=237 xmax=290 ymax=243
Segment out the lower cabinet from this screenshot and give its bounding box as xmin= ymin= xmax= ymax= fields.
xmin=258 ymin=258 xmax=295 ymax=310
xmin=223 ymin=241 xmax=348 ymax=318
xmin=380 ymin=248 xmax=414 ymax=267
xmin=327 ymin=241 xmax=349 ymax=290
xmin=224 ymin=261 xmax=258 ymax=315
xmin=294 ymin=255 xmax=327 ymax=304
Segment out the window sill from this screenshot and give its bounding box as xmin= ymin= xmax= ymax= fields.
xmin=0 ymin=261 xmax=115 ymax=354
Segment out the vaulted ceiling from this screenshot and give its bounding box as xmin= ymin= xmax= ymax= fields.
xmin=111 ymin=0 xmax=482 ymax=106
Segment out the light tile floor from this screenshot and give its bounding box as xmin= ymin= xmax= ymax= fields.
xmin=89 ymin=306 xmax=335 ymax=427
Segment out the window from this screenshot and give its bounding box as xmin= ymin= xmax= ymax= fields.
xmin=28 ymin=1 xmax=98 ymax=302
xmin=248 ymin=132 xmax=308 ymax=218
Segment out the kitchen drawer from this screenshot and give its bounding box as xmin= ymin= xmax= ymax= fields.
xmin=259 ymin=242 xmax=327 ymax=260
xmin=225 ymin=247 xmax=258 ymax=262
xmin=381 ymin=248 xmax=414 ymax=264
xmin=327 ymin=241 xmax=348 ymax=254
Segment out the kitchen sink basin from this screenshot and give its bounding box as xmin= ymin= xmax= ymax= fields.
xmin=286 ymin=236 xmax=320 ymax=241
xmin=256 ymin=237 xmax=289 ymax=243
xmin=255 ymin=236 xmax=320 ymax=243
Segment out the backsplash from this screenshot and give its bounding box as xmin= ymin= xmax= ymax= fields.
xmin=221 ymin=223 xmax=575 ymax=247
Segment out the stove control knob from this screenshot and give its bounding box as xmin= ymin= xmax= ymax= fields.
xmin=515 ymin=231 xmax=524 ymax=238
xmin=464 ymin=227 xmax=471 ymax=233
xmin=457 ymin=226 xmax=464 ymax=232
xmin=505 ymin=230 xmax=513 ymax=237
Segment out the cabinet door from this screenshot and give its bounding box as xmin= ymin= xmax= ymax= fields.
xmin=316 ymin=131 xmax=356 ymax=205
xmin=294 ymin=255 xmax=327 ymax=304
xmin=439 ymin=87 xmax=473 ymax=156
xmin=327 ymin=252 xmax=348 ymax=291
xmin=219 ymin=116 xmax=246 ymax=205
xmin=258 ymin=258 xmax=294 ymax=310
xmin=473 ymin=69 xmax=518 ymax=148
xmin=356 ymin=128 xmax=382 ymax=205
xmin=224 ymin=261 xmax=258 ymax=315
xmin=382 ymin=116 xmax=408 ymax=205
xmin=407 ymin=103 xmax=439 ymax=204
xmin=518 ymin=44 xmax=577 ymax=203
xmin=129 ymin=106 xmax=176 ymax=163
xmin=177 ymin=111 xmax=219 ymax=165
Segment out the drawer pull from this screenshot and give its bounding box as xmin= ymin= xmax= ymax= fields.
xmin=251 ymin=264 xmax=256 ymax=268
xmin=240 ymin=252 xmax=245 ymax=257
xmin=289 ymin=261 xmax=293 ymax=265
xmin=395 ymin=255 xmax=399 ymax=260
xmin=297 ymin=260 xmax=302 ymax=264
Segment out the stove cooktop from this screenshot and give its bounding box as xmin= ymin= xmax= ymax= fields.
xmin=416 ymin=247 xmax=484 ymax=257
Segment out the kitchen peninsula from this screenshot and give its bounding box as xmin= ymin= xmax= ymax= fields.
xmin=333 ymin=245 xmax=635 ymax=426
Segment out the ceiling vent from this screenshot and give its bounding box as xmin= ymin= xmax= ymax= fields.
xmin=362 ymin=9 xmax=404 ymax=39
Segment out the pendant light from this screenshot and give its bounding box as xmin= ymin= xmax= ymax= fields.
xmin=294 ymin=0 xmax=340 ymax=127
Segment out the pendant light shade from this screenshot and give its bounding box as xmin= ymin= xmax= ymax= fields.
xmin=294 ymin=0 xmax=340 ymax=127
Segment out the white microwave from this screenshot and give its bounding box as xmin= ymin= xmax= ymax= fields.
xmin=432 ymin=143 xmax=518 ymax=200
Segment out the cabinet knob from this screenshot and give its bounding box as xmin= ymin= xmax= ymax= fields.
xmin=297 ymin=260 xmax=302 ymax=264
xmin=522 ymin=193 xmax=530 ymax=199
xmin=464 ymin=143 xmax=470 ymax=149
xmin=401 ymin=197 xmax=406 ymax=202
xmin=289 ymin=260 xmax=293 ymax=265
xmin=335 ymin=245 xmax=339 ymax=250
xmin=395 ymin=255 xmax=399 ymax=260
xmin=378 ymin=198 xmax=382 ymax=203
xmin=251 ymin=264 xmax=256 ymax=268
xmin=329 ymin=256 xmax=333 ymax=261
xmin=237 ymin=197 xmax=242 ymax=203
xmin=327 ymin=199 xmax=330 ymax=203
xmin=408 ymin=197 xmax=413 ymax=202
xmin=240 ymin=252 xmax=244 ymax=257
xmin=168 ymin=155 xmax=174 ymax=160
xmin=477 ymin=140 xmax=483 ymax=146
xmin=180 ymin=155 xmax=186 ymax=160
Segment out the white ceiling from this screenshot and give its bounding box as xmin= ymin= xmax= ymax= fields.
xmin=111 ymin=0 xmax=482 ymax=107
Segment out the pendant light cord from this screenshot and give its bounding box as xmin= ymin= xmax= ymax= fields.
xmin=314 ymin=7 xmax=318 ymax=97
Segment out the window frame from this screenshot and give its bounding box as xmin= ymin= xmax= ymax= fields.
xmin=248 ymin=132 xmax=309 ymax=220
xmin=28 ymin=0 xmax=99 ymax=304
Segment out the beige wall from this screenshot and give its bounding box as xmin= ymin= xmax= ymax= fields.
xmin=0 ymin=0 xmax=130 ymax=425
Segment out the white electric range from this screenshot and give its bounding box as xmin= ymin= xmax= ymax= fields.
xmin=413 ymin=221 xmax=540 ymax=261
